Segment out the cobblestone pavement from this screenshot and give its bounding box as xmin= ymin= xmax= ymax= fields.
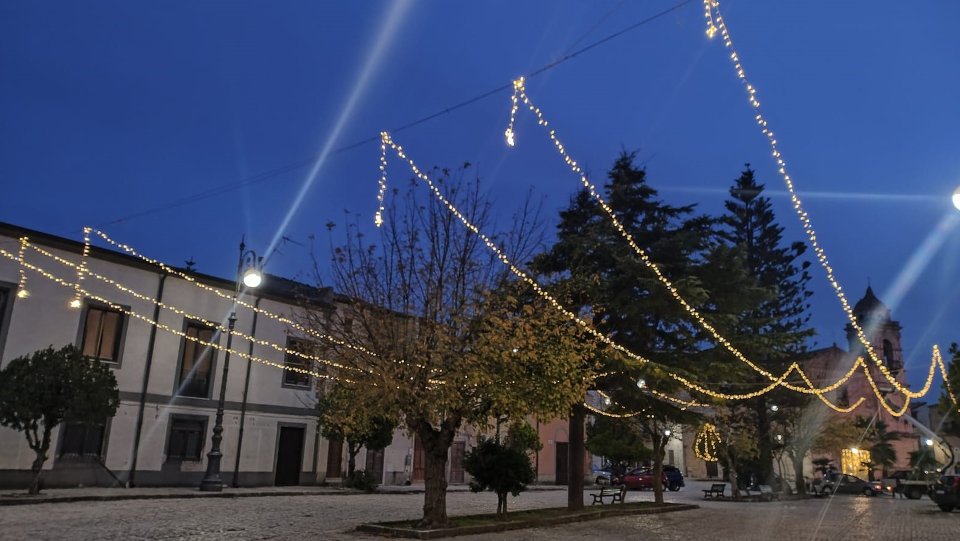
xmin=0 ymin=481 xmax=955 ymax=540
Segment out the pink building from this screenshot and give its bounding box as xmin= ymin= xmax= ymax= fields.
xmin=804 ymin=286 xmax=917 ymax=473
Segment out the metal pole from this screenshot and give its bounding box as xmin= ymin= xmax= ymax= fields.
xmin=232 ymin=296 xmax=261 ymax=487
xmin=199 ymin=313 xmax=235 ymax=491
xmin=128 ymin=272 xmax=166 ymax=487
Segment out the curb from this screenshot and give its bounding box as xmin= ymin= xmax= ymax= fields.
xmin=0 ymin=489 xmax=349 ymax=507
xmin=357 ymin=503 xmax=699 ymax=539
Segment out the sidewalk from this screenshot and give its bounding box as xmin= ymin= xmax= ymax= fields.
xmin=0 ymin=482 xmax=567 ymax=506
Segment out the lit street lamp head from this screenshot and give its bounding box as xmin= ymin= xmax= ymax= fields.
xmin=952 ymin=187 xmax=960 ymax=211
xmin=242 ymin=267 xmax=263 ymax=288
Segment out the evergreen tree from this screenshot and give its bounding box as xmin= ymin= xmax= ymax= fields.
xmin=719 ymin=164 xmax=814 ymax=485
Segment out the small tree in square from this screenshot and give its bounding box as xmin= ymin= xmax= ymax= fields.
xmin=463 ymin=421 xmax=540 ymax=519
xmin=0 ymin=344 xmax=119 ymax=494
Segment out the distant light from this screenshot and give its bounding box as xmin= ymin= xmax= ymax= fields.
xmin=637 ymin=378 xmax=646 ymax=389
xmin=511 ymin=347 xmax=519 ymax=354
xmin=953 ymin=187 xmax=960 ymax=211
xmin=770 ymin=404 xmax=779 ymax=412
xmin=925 ymin=438 xmax=934 ymax=446
xmin=850 ymin=447 xmax=859 ymax=453
xmin=775 ymin=434 xmax=783 ymax=442
xmin=603 ymin=396 xmax=611 ymax=406
xmin=242 ymin=268 xmax=263 ymax=289
xmin=664 ymin=429 xmax=671 ymax=436
xmin=16 ymin=289 xmax=29 ymax=299
xmin=68 ymin=298 xmax=82 ymax=309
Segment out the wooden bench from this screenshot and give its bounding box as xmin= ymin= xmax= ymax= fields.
xmin=758 ymin=485 xmax=780 ymax=501
xmin=590 ymin=485 xmax=626 ymax=505
xmin=702 ymin=483 xmax=726 ymax=499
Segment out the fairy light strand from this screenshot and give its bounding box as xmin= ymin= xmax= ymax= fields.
xmin=16 ymin=236 xmax=29 ymax=299
xmin=703 ymin=0 xmax=952 ymax=406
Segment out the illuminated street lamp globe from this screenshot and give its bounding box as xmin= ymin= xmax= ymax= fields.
xmin=952 ymin=187 xmax=960 ymax=211
xmin=242 ymin=266 xmax=263 ymax=288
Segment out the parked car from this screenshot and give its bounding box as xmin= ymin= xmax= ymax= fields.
xmin=820 ymin=473 xmax=880 ymax=496
xmin=929 ymin=474 xmax=960 ymax=512
xmin=592 ymin=465 xmax=613 ymax=485
xmin=663 ymin=465 xmax=685 ymax=491
xmin=621 ymin=467 xmax=669 ymax=490
xmin=882 ymin=470 xmax=932 ymax=500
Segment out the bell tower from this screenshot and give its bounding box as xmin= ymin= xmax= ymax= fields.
xmin=846 ymin=286 xmax=904 ymax=373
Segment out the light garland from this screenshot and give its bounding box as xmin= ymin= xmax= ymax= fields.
xmin=375 ymin=131 xmax=874 ymax=411
xmin=0 ymin=247 xmax=342 ymax=384
xmin=16 ymin=236 xmax=29 ymax=299
xmin=25 ymin=240 xmax=364 ymax=376
xmin=91 ymin=229 xmax=382 ymax=361
xmin=703 ymin=0 xmax=959 ymax=412
xmin=694 ymin=422 xmax=721 ymax=461
xmin=70 ymin=227 xmax=91 ymax=309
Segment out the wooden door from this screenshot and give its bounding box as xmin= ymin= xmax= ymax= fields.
xmin=449 ymin=441 xmax=465 ymax=484
xmin=412 ymin=437 xmax=425 ymax=483
xmin=275 ymin=426 xmax=305 ymax=486
xmin=325 ymin=437 xmax=343 ymax=478
xmin=365 ymin=448 xmax=385 ymax=485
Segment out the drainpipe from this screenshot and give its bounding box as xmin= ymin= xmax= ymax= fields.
xmin=232 ymin=296 xmax=261 ymax=487
xmin=128 ymin=272 xmax=167 ymax=487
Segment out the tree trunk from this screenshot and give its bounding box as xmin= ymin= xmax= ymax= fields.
xmin=792 ymin=454 xmax=806 ymax=495
xmin=727 ymin=448 xmax=740 ymax=499
xmin=756 ymin=395 xmax=772 ymax=485
xmin=347 ymin=441 xmax=359 ymax=477
xmin=567 ymin=405 xmax=585 ymax=511
xmin=27 ymin=427 xmax=53 ymax=495
xmin=497 ymin=491 xmax=507 ymax=519
xmin=414 ymin=418 xmax=458 ymax=529
xmin=652 ymin=434 xmax=665 ymax=504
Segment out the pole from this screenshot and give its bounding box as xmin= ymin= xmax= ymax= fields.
xmin=128 ymin=272 xmax=166 ymax=487
xmin=200 ymin=313 xmax=235 ymax=491
xmin=232 ymin=296 xmax=261 ymax=487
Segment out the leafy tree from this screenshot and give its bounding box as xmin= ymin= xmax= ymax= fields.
xmin=713 ymin=404 xmax=759 ymax=497
xmin=305 ymin=169 xmax=597 ymax=528
xmin=855 ymin=417 xmax=900 ymax=479
xmin=719 ymin=164 xmax=814 ymax=485
xmin=813 ymin=417 xmax=859 ymax=456
xmin=463 ymin=437 xmax=535 ymax=519
xmin=585 ymin=415 xmax=651 ymax=473
xmin=780 ymin=398 xmax=830 ymax=495
xmin=0 ymin=345 xmax=119 ymax=494
xmin=505 ymin=420 xmax=542 ymax=458
xmin=317 ymin=386 xmax=395 ymax=479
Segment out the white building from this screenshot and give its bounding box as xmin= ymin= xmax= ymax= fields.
xmin=0 ymin=222 xmax=349 ymax=488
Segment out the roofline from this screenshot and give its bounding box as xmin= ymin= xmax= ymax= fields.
xmin=0 ymin=220 xmax=332 ymax=306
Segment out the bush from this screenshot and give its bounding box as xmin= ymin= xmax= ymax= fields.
xmin=343 ymin=469 xmax=379 ymax=491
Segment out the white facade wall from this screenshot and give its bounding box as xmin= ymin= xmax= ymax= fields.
xmin=0 ymin=224 xmax=323 ymax=488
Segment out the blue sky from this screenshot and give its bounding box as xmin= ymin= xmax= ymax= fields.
xmin=3 ymin=0 xmax=960 ymax=394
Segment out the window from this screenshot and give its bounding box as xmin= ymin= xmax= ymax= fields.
xmin=882 ymin=340 xmax=896 ymax=368
xmin=79 ymin=302 xmax=126 ymax=364
xmin=283 ymin=338 xmax=313 ymax=388
xmin=176 ymin=321 xmax=218 ymax=397
xmin=58 ymin=422 xmax=105 ymax=458
xmin=166 ymin=417 xmax=205 ymax=461
xmin=0 ymin=282 xmax=14 ymax=359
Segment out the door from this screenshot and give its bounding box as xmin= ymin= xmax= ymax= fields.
xmin=449 ymin=441 xmax=465 ymax=484
xmin=555 ymin=442 xmax=569 ymax=485
xmin=706 ymin=461 xmax=719 ymax=478
xmin=325 ymin=437 xmax=343 ymax=478
xmin=275 ymin=426 xmax=305 ymax=486
xmin=365 ymin=448 xmax=385 ymax=485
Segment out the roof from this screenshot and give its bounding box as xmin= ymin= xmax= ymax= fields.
xmin=852 ymin=286 xmax=891 ymax=320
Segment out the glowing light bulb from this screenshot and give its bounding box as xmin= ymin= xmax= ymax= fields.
xmin=637 ymin=378 xmax=646 ymax=389
xmin=17 ymin=289 xmax=30 ymax=299
xmin=664 ymin=429 xmax=671 ymax=436
xmin=504 ymin=127 xmax=515 ymax=147
xmin=952 ymin=187 xmax=960 ymax=211
xmin=242 ymin=268 xmax=263 ymax=289
xmin=925 ymin=438 xmax=934 ymax=446
xmin=69 ymin=298 xmax=82 ymax=309
xmin=850 ymin=447 xmax=859 ymax=453
xmin=770 ymin=404 xmax=779 ymax=412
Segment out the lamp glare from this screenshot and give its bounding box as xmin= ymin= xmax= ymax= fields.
xmin=242 ymin=268 xmax=263 ymax=288
xmin=953 ymin=187 xmax=960 ymax=211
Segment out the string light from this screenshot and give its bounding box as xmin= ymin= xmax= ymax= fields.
xmin=0 ymin=247 xmax=344 ymax=384
xmin=16 ymin=236 xmax=29 ymax=299
xmin=703 ymin=0 xmax=957 ymax=410
xmin=694 ymin=423 xmax=721 ymax=461
xmin=90 ymin=229 xmax=382 ymax=361
xmin=25 ymin=240 xmax=364 ymax=376
xmin=376 ymin=132 xmax=868 ymax=411
xmin=71 ymin=227 xmax=91 ymax=309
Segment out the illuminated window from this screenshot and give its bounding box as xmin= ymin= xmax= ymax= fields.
xmin=840 ymin=448 xmax=871 ymax=479
xmin=282 ymin=338 xmax=313 ymax=388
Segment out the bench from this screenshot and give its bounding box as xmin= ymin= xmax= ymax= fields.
xmin=758 ymin=485 xmax=780 ymax=501
xmin=740 ymin=484 xmax=780 ymax=501
xmin=702 ymin=483 xmax=726 ymax=499
xmin=590 ymin=485 xmax=626 ymax=505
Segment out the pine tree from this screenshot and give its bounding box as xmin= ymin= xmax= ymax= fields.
xmin=719 ymin=164 xmax=814 ymax=486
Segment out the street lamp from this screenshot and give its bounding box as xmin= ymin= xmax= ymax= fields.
xmin=199 ymin=239 xmax=263 ymax=492
xmin=952 ymin=186 xmax=960 ymax=211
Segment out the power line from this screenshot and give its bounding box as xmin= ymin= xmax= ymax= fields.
xmin=98 ymin=0 xmax=694 ymax=228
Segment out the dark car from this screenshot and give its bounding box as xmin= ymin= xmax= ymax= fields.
xmin=621 ymin=468 xmax=669 ymax=490
xmin=929 ymin=475 xmax=960 ymax=512
xmin=820 ymin=473 xmax=880 ymax=497
xmin=663 ymin=465 xmax=685 ymax=491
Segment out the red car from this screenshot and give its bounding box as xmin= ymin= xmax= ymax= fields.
xmin=621 ymin=468 xmax=669 ymax=490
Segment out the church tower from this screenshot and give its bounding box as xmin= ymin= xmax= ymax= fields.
xmin=846 ymin=286 xmax=904 ymax=374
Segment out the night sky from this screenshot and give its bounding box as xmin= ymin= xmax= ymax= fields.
xmin=3 ymin=0 xmax=960 ymax=393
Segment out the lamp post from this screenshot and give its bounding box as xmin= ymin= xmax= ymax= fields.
xmin=200 ymin=239 xmax=262 ymax=492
